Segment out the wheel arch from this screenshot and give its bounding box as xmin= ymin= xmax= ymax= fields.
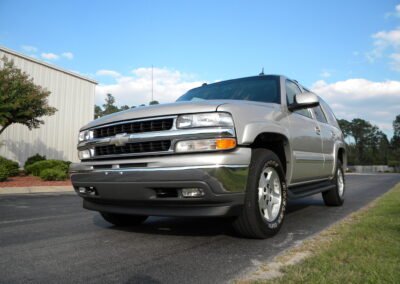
xmin=337 ymin=147 xmax=347 ymax=169
xmin=248 ymin=132 xmax=292 ymax=181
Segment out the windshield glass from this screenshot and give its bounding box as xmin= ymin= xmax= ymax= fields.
xmin=177 ymin=76 xmax=280 ymax=104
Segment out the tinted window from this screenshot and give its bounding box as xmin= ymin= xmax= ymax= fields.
xmin=286 ymin=80 xmax=301 ymax=104
xmin=313 ymin=106 xmax=328 ymax=123
xmin=320 ymin=99 xmax=339 ymax=128
xmin=286 ymin=80 xmax=312 ymax=118
xmin=177 ymin=76 xmax=280 ymax=104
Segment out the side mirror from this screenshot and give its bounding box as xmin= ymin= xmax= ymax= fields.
xmin=288 ymin=92 xmax=320 ymax=111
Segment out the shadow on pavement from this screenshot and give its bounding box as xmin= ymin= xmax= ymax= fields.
xmin=91 ymin=196 xmax=325 ymax=238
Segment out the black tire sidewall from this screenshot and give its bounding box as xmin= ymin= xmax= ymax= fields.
xmin=334 ymin=161 xmax=345 ymax=202
xmin=247 ymin=149 xmax=287 ymax=234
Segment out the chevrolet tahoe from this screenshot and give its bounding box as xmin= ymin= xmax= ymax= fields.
xmin=69 ymin=74 xmax=346 ymax=239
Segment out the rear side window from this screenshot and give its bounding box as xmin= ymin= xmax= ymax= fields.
xmin=313 ymin=106 xmax=328 ymax=123
xmin=320 ymin=99 xmax=340 ymax=128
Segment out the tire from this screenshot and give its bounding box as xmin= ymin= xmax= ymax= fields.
xmin=233 ymin=148 xmax=287 ymax=239
xmin=322 ymin=160 xmax=345 ymax=206
xmin=100 ymin=212 xmax=148 ymax=226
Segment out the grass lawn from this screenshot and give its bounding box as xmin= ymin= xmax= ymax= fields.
xmin=262 ymin=183 xmax=400 ymax=284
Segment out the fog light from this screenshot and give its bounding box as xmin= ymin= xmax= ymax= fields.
xmin=78 ymin=187 xmax=86 ymax=194
xmin=78 ymin=150 xmax=91 ymax=160
xmin=181 ymin=188 xmax=205 ymax=198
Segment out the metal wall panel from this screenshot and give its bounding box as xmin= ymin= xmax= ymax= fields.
xmin=0 ymin=49 xmax=96 ymax=165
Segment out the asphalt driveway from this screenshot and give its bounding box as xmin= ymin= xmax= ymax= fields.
xmin=0 ymin=174 xmax=399 ymax=283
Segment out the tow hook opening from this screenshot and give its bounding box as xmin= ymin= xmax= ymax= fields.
xmin=77 ymin=186 xmax=98 ymax=196
xmin=155 ymin=188 xmax=179 ymax=198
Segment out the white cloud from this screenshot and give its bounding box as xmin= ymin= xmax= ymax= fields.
xmin=41 ymin=52 xmax=59 ymax=60
xmin=385 ymin=4 xmax=400 ymax=18
xmin=95 ymin=67 xmax=203 ymax=107
xmin=366 ymin=26 xmax=400 ymax=62
xmin=96 ymin=69 xmax=121 ymax=78
xmin=366 ymin=4 xmax=400 ymax=70
xmin=21 ymin=45 xmax=38 ymax=53
xmin=320 ymin=70 xmax=331 ymax=78
xmin=365 ymin=4 xmax=400 ymax=67
xmin=311 ymin=78 xmax=400 ymax=135
xmin=389 ymin=53 xmax=400 ymax=71
xmin=372 ymin=27 xmax=400 ymax=49
xmin=61 ymin=52 xmax=74 ymax=60
xmin=39 ymin=51 xmax=74 ymax=61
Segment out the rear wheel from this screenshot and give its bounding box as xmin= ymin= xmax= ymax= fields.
xmin=322 ymin=160 xmax=345 ymax=206
xmin=233 ymin=148 xmax=287 ymax=239
xmin=100 ymin=212 xmax=148 ymax=226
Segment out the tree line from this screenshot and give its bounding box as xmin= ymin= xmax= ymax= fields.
xmin=94 ymin=93 xmax=159 ymax=119
xmin=338 ymin=116 xmax=400 ymax=166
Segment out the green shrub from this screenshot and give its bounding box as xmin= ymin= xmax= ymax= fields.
xmin=25 ymin=159 xmax=70 ymax=176
xmin=24 ymin=154 xmax=46 ymax=170
xmin=0 ymin=156 xmax=20 ymax=176
xmin=0 ymin=164 xmax=9 ymax=182
xmin=388 ymin=160 xmax=400 ymax=167
xmin=39 ymin=168 xmax=67 ymax=181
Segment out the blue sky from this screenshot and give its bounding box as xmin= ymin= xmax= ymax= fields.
xmin=0 ymin=0 xmax=399 ymax=136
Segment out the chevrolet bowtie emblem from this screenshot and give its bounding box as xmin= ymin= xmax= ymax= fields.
xmin=112 ymin=133 xmax=129 ymax=146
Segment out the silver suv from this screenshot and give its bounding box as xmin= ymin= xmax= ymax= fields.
xmin=70 ymin=75 xmax=346 ymax=239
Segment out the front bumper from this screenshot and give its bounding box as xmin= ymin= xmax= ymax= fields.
xmin=69 ymin=148 xmax=251 ymax=217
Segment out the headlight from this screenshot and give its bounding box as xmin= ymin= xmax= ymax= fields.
xmin=176 ymin=112 xmax=234 ymax=128
xmin=78 ymin=130 xmax=93 ymax=142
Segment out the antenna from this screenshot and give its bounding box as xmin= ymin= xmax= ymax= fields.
xmin=259 ymin=67 xmax=264 ymax=76
xmin=151 ymin=65 xmax=154 ymax=102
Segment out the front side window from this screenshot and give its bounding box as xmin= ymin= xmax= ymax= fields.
xmin=286 ymin=80 xmax=301 ymax=105
xmin=177 ymin=76 xmax=280 ymax=104
xmin=286 ymin=80 xmax=312 ymax=118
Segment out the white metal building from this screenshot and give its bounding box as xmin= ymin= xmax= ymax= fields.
xmin=0 ymin=46 xmax=97 ymax=165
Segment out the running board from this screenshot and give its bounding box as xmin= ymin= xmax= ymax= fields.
xmin=288 ymin=180 xmax=335 ymax=200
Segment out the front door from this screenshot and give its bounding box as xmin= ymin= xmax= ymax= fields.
xmin=285 ymin=80 xmax=324 ymax=183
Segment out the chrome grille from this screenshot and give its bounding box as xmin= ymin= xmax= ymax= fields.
xmin=93 ymin=118 xmax=174 ymax=139
xmin=95 ymin=140 xmax=171 ymax=157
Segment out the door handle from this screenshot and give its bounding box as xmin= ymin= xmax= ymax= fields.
xmin=331 ymin=131 xmax=335 ymax=138
xmin=315 ymin=126 xmax=321 ymax=135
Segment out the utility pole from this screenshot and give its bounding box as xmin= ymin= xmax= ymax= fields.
xmin=151 ymin=65 xmax=154 ymax=102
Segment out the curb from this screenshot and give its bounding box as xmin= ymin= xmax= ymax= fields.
xmin=0 ymin=186 xmax=74 ymax=195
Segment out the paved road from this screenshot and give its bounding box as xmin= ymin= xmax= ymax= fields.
xmin=0 ymin=174 xmax=399 ymax=284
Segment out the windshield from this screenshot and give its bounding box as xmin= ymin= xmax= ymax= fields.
xmin=177 ymin=76 xmax=281 ymax=104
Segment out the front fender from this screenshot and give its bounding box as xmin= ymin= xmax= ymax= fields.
xmin=239 ymin=122 xmax=291 ymax=145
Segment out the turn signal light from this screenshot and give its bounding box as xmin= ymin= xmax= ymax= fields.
xmin=175 ymin=138 xmax=237 ymax=153
xmin=215 ymin=138 xmax=237 ymax=150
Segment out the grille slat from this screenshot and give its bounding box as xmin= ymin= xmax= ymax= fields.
xmin=95 ymin=140 xmax=171 ymax=157
xmin=93 ymin=118 xmax=174 ymax=139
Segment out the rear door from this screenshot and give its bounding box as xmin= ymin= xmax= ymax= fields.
xmin=285 ymin=80 xmax=324 ymax=183
xmin=311 ymin=105 xmax=335 ymax=177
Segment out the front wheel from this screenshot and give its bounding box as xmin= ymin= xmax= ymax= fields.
xmin=233 ymin=148 xmax=287 ymax=239
xmin=322 ymin=160 xmax=345 ymax=206
xmin=100 ymin=212 xmax=148 ymax=226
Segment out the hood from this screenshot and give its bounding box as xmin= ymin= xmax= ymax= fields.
xmin=81 ymin=100 xmax=227 ymax=130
